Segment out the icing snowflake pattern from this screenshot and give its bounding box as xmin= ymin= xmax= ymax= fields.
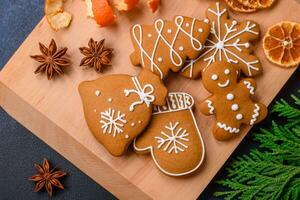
xmin=181 ymin=2 xmax=260 ymax=78
xmin=155 ymin=122 xmax=189 ymax=154
xmin=100 ymin=108 xmax=127 ymax=137
xmin=124 ymin=76 xmax=155 ymax=112
xmin=132 ymin=16 xmax=203 ymax=79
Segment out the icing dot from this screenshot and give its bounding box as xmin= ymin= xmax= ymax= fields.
xmin=231 ymin=104 xmax=239 ymax=111
xmin=158 ymin=57 xmax=163 ymax=62
xmin=93 ymin=109 xmax=97 ymax=113
xmin=211 ymin=74 xmax=218 ymax=81
xmin=125 ymin=135 xmax=129 ymax=139
xmin=147 ymin=33 xmax=152 ymax=38
xmin=204 ymin=19 xmax=209 ymax=23
xmin=95 ymin=90 xmax=101 ymax=96
xmin=232 ymin=20 xmax=237 ymax=25
xmin=224 ymin=69 xmax=230 ymax=75
xmin=138 ymin=120 xmax=142 ymax=124
xmin=179 ymin=46 xmax=184 ymax=51
xmin=236 ymin=113 xmax=243 ymax=120
xmin=108 ymin=98 xmax=112 ymax=102
xmin=167 ymin=29 xmax=172 ymax=34
xmin=131 ymin=122 xmax=135 ymax=127
xmin=245 ymin=43 xmax=250 ymax=48
xmin=227 ymin=93 xmax=234 ymax=100
xmin=198 ymin=28 xmax=203 ymax=33
xmin=185 ymin=23 xmax=190 ymax=27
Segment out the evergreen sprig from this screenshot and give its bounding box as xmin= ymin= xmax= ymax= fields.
xmin=214 ymin=92 xmax=300 ymax=200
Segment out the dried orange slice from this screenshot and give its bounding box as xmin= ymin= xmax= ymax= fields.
xmin=147 ymin=0 xmax=160 ymax=13
xmin=237 ymin=0 xmax=275 ymax=9
xmin=113 ymin=0 xmax=139 ymax=11
xmin=92 ymin=0 xmax=116 ymax=27
xmin=45 ymin=0 xmax=72 ymax=31
xmin=263 ymin=21 xmax=300 ymax=68
xmin=224 ymin=0 xmax=257 ymax=12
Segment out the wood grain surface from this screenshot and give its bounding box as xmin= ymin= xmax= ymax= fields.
xmin=0 ymin=0 xmax=298 ymax=199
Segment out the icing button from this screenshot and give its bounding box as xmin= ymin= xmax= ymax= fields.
xmin=226 ymin=93 xmax=234 ymax=100
xmin=147 ymin=33 xmax=152 ymax=38
xmin=236 ymin=113 xmax=243 ymax=120
xmin=167 ymin=29 xmax=172 ymax=34
xmin=158 ymin=57 xmax=163 ymax=62
xmin=179 ymin=46 xmax=184 ymax=51
xmin=95 ymin=90 xmax=101 ymax=96
xmin=198 ymin=28 xmax=203 ymax=33
xmin=108 ymin=98 xmax=113 ymax=102
xmin=125 ymin=135 xmax=129 ymax=139
xmin=231 ymin=104 xmax=239 ymax=111
xmin=131 ymin=122 xmax=135 ymax=127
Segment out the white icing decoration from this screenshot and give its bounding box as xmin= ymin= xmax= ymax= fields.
xmin=250 ymin=104 xmax=260 ymax=125
xmin=124 ymin=76 xmax=155 ymax=112
xmin=155 ymin=122 xmax=189 ymax=154
xmin=243 ymin=80 xmax=255 ymax=95
xmin=217 ymin=122 xmax=240 ymax=134
xmin=133 ymin=92 xmax=205 ymax=176
xmin=108 ymin=98 xmax=112 ymax=102
xmin=185 ymin=23 xmax=190 ymax=27
xmin=95 ymin=90 xmax=101 ymax=96
xmin=158 ymin=57 xmax=163 ymax=62
xmin=224 ymin=69 xmax=230 ymax=75
xmin=100 ymin=108 xmax=127 ymax=137
xmin=148 ymin=33 xmax=152 ymax=38
xmin=211 ymin=74 xmax=218 ymax=80
xmin=131 ymin=122 xmax=135 ymax=127
xmin=138 ymin=120 xmax=142 ymax=124
xmin=217 ymin=79 xmax=230 ymax=88
xmin=167 ymin=29 xmax=172 ymax=34
xmin=236 ymin=113 xmax=243 ymax=120
xmin=132 ymin=16 xmax=203 ymax=79
xmin=94 ymin=109 xmax=97 ymax=113
xmin=231 ymin=104 xmax=239 ymax=111
xmin=227 ymin=93 xmax=234 ymax=100
xmin=204 ymin=18 xmax=209 ymax=23
xmin=125 ymin=134 xmax=129 ymax=139
xmin=181 ymin=2 xmax=260 ymax=78
xmin=198 ymin=28 xmax=203 ymax=32
xmin=206 ymin=99 xmax=215 ymax=114
xmin=179 ymin=46 xmax=184 ymax=51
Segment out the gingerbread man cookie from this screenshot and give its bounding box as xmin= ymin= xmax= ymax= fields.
xmin=134 ymin=92 xmax=205 ymax=176
xmin=130 ymin=16 xmax=210 ymax=79
xmin=199 ymin=62 xmax=267 ymax=141
xmin=78 ymin=70 xmax=167 ymax=156
xmin=180 ymin=2 xmax=262 ymax=79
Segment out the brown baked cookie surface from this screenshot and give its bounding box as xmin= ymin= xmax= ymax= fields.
xmin=130 ymin=16 xmax=210 ymax=79
xmin=79 ymin=70 xmax=167 ymax=156
xmin=134 ymin=92 xmax=205 ymax=176
xmin=199 ymin=62 xmax=267 ymax=141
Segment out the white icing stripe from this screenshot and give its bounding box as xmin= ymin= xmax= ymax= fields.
xmin=243 ymin=80 xmax=255 ymax=95
xmin=181 ymin=2 xmax=260 ymax=77
xmin=124 ymin=76 xmax=155 ymax=112
xmin=217 ymin=122 xmax=240 ymax=134
xmin=205 ymin=99 xmax=215 ymax=114
xmin=132 ymin=16 xmax=202 ymax=79
xmin=250 ymin=104 xmax=260 ymax=125
xmin=217 ymin=79 xmax=230 ymax=88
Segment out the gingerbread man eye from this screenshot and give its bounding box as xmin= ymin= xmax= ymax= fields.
xmin=211 ymin=74 xmax=218 ymax=80
xmin=224 ymin=69 xmax=230 ymax=75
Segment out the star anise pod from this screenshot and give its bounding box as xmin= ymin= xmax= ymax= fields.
xmin=79 ymin=38 xmax=113 ymax=73
xmin=29 ymin=158 xmax=67 ymax=197
xmin=30 ymin=39 xmax=70 ymax=80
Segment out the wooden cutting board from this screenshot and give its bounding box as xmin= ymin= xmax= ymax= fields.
xmin=0 ymin=0 xmax=298 ymax=199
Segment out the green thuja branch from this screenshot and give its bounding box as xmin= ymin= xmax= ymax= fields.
xmin=214 ymin=92 xmax=300 ymax=200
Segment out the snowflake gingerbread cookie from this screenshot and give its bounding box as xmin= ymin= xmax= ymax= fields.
xmin=199 ymin=61 xmax=268 ymax=141
xmin=78 ymin=70 xmax=167 ymax=156
xmin=130 ymin=15 xmax=210 ymax=79
xmin=134 ymin=92 xmax=205 ymax=176
xmin=180 ymin=2 xmax=262 ymax=79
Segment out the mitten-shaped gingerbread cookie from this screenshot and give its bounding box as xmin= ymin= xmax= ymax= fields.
xmin=134 ymin=92 xmax=205 ymax=176
xmin=199 ymin=62 xmax=267 ymax=141
xmin=180 ymin=2 xmax=261 ymax=79
xmin=130 ymin=16 xmax=210 ymax=79
xmin=78 ymin=70 xmax=167 ymax=156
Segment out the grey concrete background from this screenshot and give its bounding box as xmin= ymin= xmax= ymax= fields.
xmin=0 ymin=0 xmax=299 ymax=199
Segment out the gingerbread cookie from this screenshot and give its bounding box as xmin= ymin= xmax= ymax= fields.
xmin=130 ymin=16 xmax=210 ymax=79
xmin=180 ymin=2 xmax=261 ymax=79
xmin=134 ymin=92 xmax=205 ymax=176
xmin=199 ymin=62 xmax=267 ymax=141
xmin=78 ymin=70 xmax=167 ymax=156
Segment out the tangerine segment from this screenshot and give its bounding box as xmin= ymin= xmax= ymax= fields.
xmin=224 ymin=0 xmax=257 ymax=13
xmin=263 ymin=21 xmax=300 ymax=68
xmin=92 ymin=0 xmax=116 ymax=27
xmin=237 ymin=0 xmax=275 ymax=9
